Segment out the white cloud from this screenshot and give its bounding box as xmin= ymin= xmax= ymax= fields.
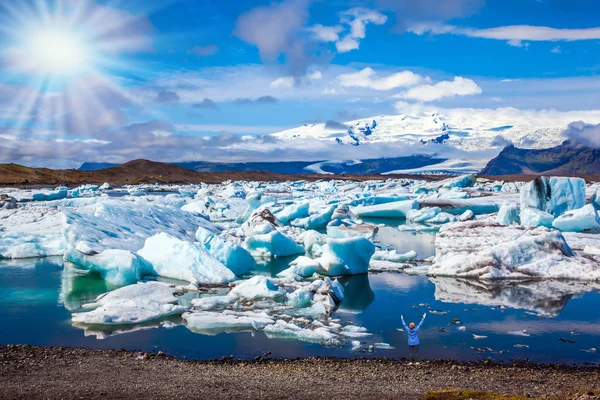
xmin=270 ymin=70 xmax=322 ymax=88
xmin=409 ymin=23 xmax=600 ymax=46
xmin=335 ymin=36 xmax=360 ymax=52
xmin=334 ymin=8 xmax=387 ymax=53
xmin=337 ymin=67 xmax=425 ymax=91
xmin=270 ymin=76 xmax=295 ymax=89
xmin=551 ymin=46 xmax=561 ymax=54
xmin=397 ymin=77 xmax=482 ymax=102
xmin=307 ymin=24 xmax=343 ymax=42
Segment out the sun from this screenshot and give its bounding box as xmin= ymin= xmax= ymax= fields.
xmin=27 ymin=28 xmax=89 ymax=77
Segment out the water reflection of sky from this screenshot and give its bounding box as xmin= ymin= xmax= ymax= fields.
xmin=1 ymin=257 xmax=599 ymax=363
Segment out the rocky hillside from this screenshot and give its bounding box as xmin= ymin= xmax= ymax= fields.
xmin=481 ymin=141 xmax=600 ymax=176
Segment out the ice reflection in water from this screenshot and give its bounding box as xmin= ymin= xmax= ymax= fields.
xmin=1 ymin=256 xmax=600 ymax=363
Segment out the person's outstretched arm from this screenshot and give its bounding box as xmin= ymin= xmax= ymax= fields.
xmin=416 ymin=313 xmax=426 ymax=330
xmin=401 ymin=315 xmax=409 ymax=331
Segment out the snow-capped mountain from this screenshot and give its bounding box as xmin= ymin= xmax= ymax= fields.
xmin=272 ymin=107 xmax=600 ymax=151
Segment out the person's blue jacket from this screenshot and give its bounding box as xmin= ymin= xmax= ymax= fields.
xmin=401 ymin=315 xmax=425 ymax=345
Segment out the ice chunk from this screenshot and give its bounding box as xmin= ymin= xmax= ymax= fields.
xmin=244 ymin=230 xmax=304 ymax=258
xmin=9 ymin=188 xmax=68 ymax=202
xmin=183 ymin=310 xmax=274 ymax=334
xmin=520 ymin=207 xmax=554 ymax=228
xmin=0 ymin=232 xmax=64 ymax=259
xmin=497 ymin=201 xmax=520 ymax=226
xmin=316 ymin=236 xmax=375 ymax=275
xmin=195 ymin=227 xmax=255 ymax=276
xmin=353 ymin=200 xmax=418 ymax=219
xmin=520 ymin=176 xmax=586 ymax=217
xmin=406 ymin=207 xmax=441 ymax=223
xmin=286 ymin=287 xmax=314 ymax=308
xmin=263 ymin=320 xmax=338 ymax=344
xmin=65 ymin=249 xmax=151 ymax=287
xmin=278 ymin=256 xmax=324 ymax=278
xmin=290 ymin=205 xmax=335 ymax=230
xmin=99 ymin=183 xmax=112 ymax=191
xmin=190 ymin=294 xmax=238 ymax=311
xmin=229 ymin=275 xmax=286 ymax=300
xmin=71 ymin=281 xmax=185 ymax=325
xmin=552 ymin=204 xmax=600 ymax=233
xmin=430 ymin=220 xmax=600 ymax=281
xmin=440 ymin=174 xmax=476 ymax=189
xmin=372 ymin=249 xmax=417 ymax=263
xmin=138 ymin=233 xmax=236 ymax=285
xmin=276 ymin=202 xmax=310 ymax=225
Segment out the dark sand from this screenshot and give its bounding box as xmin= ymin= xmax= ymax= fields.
xmin=1 ymin=345 xmax=599 ymax=399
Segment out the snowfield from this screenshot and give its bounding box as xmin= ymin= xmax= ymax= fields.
xmin=2 ymin=174 xmax=600 ymax=347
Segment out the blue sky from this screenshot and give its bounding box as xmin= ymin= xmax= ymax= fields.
xmin=0 ymin=0 xmax=599 ymax=166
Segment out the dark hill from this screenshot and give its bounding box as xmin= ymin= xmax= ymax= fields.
xmin=481 ymin=141 xmax=600 ymax=176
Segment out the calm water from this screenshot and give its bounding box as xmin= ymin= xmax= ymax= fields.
xmin=1 ymin=255 xmax=599 ymax=364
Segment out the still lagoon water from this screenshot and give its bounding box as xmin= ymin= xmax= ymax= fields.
xmin=2 ymin=251 xmax=599 ymax=364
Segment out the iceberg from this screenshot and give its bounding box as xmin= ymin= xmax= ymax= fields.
xmin=316 ymin=236 xmax=376 ymax=276
xmin=430 ymin=220 xmax=600 ymax=281
xmin=552 ymin=204 xmax=600 ymax=233
xmin=276 ymin=201 xmax=310 ymax=225
xmin=229 ymin=275 xmax=286 ymax=300
xmin=195 ymin=227 xmax=255 ymax=276
xmin=497 ymin=201 xmax=520 ymax=226
xmin=183 ymin=310 xmax=274 ymax=334
xmin=520 ymin=176 xmax=586 ymax=217
xmin=0 ymin=232 xmax=64 ymax=259
xmin=353 ymin=200 xmax=418 ymax=219
xmin=65 ymin=249 xmax=151 ymax=287
xmin=138 ymin=233 xmax=236 ymax=285
xmin=406 ymin=207 xmax=441 ymax=223
xmin=9 ymin=188 xmax=68 ymax=202
xmin=520 ymin=207 xmax=554 ymax=228
xmin=71 ymin=281 xmax=185 ymax=325
xmin=244 ymin=229 xmax=304 ymax=258
xmin=372 ymin=249 xmax=417 ymax=263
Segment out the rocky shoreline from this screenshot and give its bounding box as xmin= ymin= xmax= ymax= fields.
xmin=1 ymin=345 xmax=599 ymax=399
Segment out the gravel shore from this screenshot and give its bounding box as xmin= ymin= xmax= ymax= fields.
xmin=1 ymin=345 xmax=599 ymax=399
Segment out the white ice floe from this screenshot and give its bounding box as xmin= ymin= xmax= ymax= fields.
xmin=244 ymin=227 xmax=304 ymax=258
xmin=372 ymin=249 xmax=417 ymax=263
xmin=138 ymin=233 xmax=236 ymax=285
xmin=9 ymin=188 xmax=68 ymax=202
xmin=183 ymin=310 xmax=275 ymax=334
xmin=430 ymin=220 xmax=600 ymax=281
xmin=353 ymin=200 xmax=418 ymax=219
xmin=552 ymin=204 xmax=600 ymax=233
xmin=229 ymin=275 xmax=286 ymax=300
xmin=71 ymin=281 xmax=185 ymax=325
xmin=520 ymin=207 xmax=554 ymax=229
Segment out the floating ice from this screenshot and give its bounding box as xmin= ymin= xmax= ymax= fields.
xmin=430 ymin=220 xmax=600 ymax=281
xmin=138 ymin=233 xmax=236 ymax=285
xmin=520 ymin=176 xmax=586 ymax=217
xmin=552 ymin=204 xmax=600 ymax=233
xmin=183 ymin=310 xmax=274 ymax=334
xmin=316 ymin=236 xmax=376 ymax=276
xmin=195 ymin=227 xmax=255 ymax=276
xmin=497 ymin=201 xmax=520 ymax=226
xmin=244 ymin=229 xmax=304 ymax=258
xmin=229 ymin=275 xmax=286 ymax=300
xmin=372 ymin=249 xmax=417 ymax=263
xmin=9 ymin=188 xmax=68 ymax=202
xmin=353 ymin=200 xmax=418 ymax=219
xmin=71 ymin=281 xmax=185 ymax=325
xmin=520 ymin=207 xmax=554 ymax=228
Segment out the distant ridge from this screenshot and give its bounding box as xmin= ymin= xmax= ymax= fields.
xmin=79 ymin=155 xmax=446 ymax=175
xmin=481 ymin=141 xmax=600 ymax=176
xmin=1 ymin=159 xmax=445 ymax=187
